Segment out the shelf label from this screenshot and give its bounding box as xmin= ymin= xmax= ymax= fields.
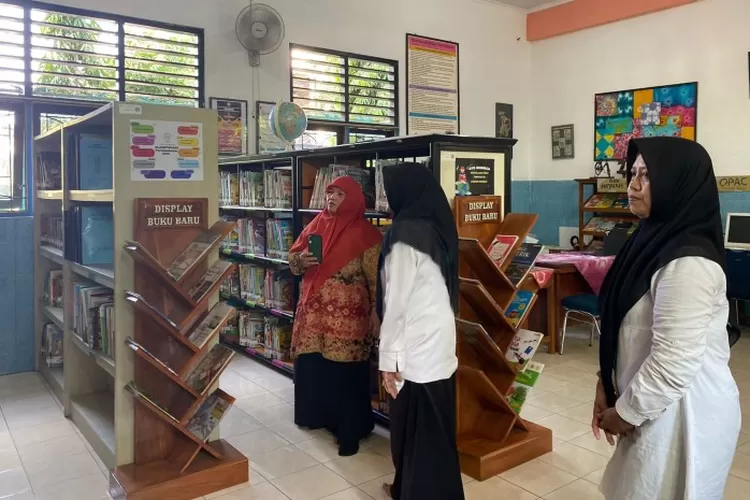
xmin=455 ymin=195 xmax=502 ymax=226
xmin=119 ymin=103 xmax=142 ymax=115
xmin=136 ymin=198 xmax=207 ymax=230
xmin=596 ymin=178 xmax=627 ymax=193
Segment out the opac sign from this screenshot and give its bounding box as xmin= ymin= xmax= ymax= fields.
xmin=463 ymin=200 xmax=500 ymax=224
xmin=717 ymin=176 xmax=750 ymax=192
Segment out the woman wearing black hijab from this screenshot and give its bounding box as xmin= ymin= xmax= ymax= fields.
xmin=377 ymin=163 xmax=464 ymax=500
xmin=594 ymin=137 xmax=740 ymax=499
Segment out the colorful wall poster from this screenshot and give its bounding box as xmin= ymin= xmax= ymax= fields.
xmin=594 ymin=82 xmax=698 ymax=160
xmin=210 ymin=97 xmax=247 ymax=156
xmin=130 ymin=120 xmax=204 ymax=182
xmin=256 ymin=101 xmax=287 ymax=154
xmin=455 ymin=157 xmax=495 ymax=196
xmin=406 ymin=34 xmax=459 ymax=135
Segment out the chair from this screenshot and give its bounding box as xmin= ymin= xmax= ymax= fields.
xmin=560 ymin=294 xmax=600 ymax=355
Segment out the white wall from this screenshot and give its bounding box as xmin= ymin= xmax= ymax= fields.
xmin=50 ymin=0 xmax=534 ymax=179
xmin=529 ymin=0 xmax=750 ymax=179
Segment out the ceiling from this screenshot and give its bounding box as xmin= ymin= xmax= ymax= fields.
xmin=491 ymin=0 xmax=573 ymax=11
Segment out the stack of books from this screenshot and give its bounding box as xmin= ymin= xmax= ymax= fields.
xmin=72 ymin=282 xmax=114 ymax=356
xmin=219 ymin=169 xmax=293 ymax=208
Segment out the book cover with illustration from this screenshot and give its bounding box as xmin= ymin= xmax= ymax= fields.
xmin=187 ymin=302 xmax=236 ymax=349
xmin=584 ymin=193 xmax=617 ymax=209
xmin=505 ymin=243 xmax=544 ymax=286
xmin=186 ymin=390 xmax=235 ymax=441
xmin=487 ymin=234 xmax=519 ymax=267
xmin=508 ymin=361 xmax=544 ymax=414
xmin=506 ymin=329 xmax=544 ymax=370
xmin=504 ymin=290 xmax=534 ymax=328
xmin=185 ymin=344 xmax=234 ymax=394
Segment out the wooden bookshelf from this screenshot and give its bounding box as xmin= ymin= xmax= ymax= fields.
xmin=576 ymin=178 xmax=638 ymax=249
xmin=452 ymin=195 xmax=552 ymax=480
xmin=31 ymin=102 xmax=248 ymax=499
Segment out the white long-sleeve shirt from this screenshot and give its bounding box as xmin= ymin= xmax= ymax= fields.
xmin=378 ymin=242 xmax=458 ymax=383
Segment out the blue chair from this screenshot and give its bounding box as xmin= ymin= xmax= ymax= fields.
xmin=560 ymin=294 xmax=600 ymax=355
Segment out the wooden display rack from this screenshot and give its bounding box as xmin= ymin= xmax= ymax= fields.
xmin=111 ymin=198 xmax=247 ymax=499
xmin=453 ymin=195 xmax=553 ymax=480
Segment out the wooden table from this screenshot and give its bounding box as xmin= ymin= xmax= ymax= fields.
xmin=526 ymin=263 xmax=593 ymax=354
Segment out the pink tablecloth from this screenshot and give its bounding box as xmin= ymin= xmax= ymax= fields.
xmin=535 ymin=253 xmax=615 ymax=295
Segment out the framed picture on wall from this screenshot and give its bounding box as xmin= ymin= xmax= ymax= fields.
xmin=495 ymin=103 xmax=513 ymax=138
xmin=209 ymin=97 xmax=248 ymax=156
xmin=594 ymin=81 xmax=698 ymax=161
xmin=551 ymin=124 xmax=574 ymax=160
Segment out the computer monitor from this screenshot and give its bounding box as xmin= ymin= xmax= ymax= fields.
xmin=725 ymin=213 xmax=750 ymax=250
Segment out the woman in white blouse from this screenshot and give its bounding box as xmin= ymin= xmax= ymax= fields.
xmin=595 ymin=137 xmax=741 ymax=500
xmin=376 ymin=162 xmax=464 ymax=500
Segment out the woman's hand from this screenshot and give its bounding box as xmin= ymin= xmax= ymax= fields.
xmin=299 ymin=252 xmax=319 ymax=271
xmin=381 ymin=371 xmax=402 ymax=399
xmin=592 ymin=378 xmax=616 ymax=446
xmin=598 ymin=407 xmax=634 ymax=437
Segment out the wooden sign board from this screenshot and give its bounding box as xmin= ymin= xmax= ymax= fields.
xmin=717 ymin=176 xmax=750 ymax=192
xmin=596 ymin=177 xmax=627 ymax=193
xmin=454 ymin=195 xmax=503 ymax=249
xmin=136 ymin=198 xmax=208 ymax=230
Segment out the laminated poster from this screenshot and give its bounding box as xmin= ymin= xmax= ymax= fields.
xmin=130 ymin=120 xmax=204 ymax=182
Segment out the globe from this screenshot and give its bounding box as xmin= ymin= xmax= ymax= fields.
xmin=268 ymin=102 xmax=307 ymax=145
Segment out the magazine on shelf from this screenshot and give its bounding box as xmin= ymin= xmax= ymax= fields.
xmin=508 ymin=360 xmax=544 ymax=414
xmin=506 ymin=329 xmax=544 ymax=371
xmin=505 ymin=243 xmax=544 ymax=286
xmin=487 ymin=234 xmax=519 ymax=267
xmin=124 ymin=290 xmax=179 ymax=329
xmin=73 ymin=283 xmax=113 ymax=348
xmin=186 ymin=389 xmax=235 ymax=441
xmin=187 ymin=260 xmax=234 ymax=303
xmin=186 ymin=301 xmax=236 ymax=349
xmin=184 ymin=344 xmax=234 ymax=394
xmin=584 ymin=193 xmax=617 ymax=209
xmin=99 ymin=303 xmax=114 ymax=359
xmin=167 ymin=221 xmax=233 ymax=281
xmin=125 ymin=337 xmax=179 ymax=377
xmin=42 ymin=323 xmax=63 ymax=368
xmin=44 ymin=270 xmax=63 ymax=307
xmin=504 ymin=290 xmax=534 ymax=328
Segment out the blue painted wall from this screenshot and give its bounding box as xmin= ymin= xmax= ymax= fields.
xmin=511 ymin=180 xmax=750 ymax=246
xmin=0 ymin=217 xmax=35 ymax=375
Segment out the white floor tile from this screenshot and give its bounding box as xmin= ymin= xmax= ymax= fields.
xmin=272 ymin=464 xmax=351 ymax=500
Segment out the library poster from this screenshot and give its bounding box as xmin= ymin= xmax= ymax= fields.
xmin=210 ymin=97 xmax=247 ymax=156
xmin=130 ymin=120 xmax=204 ymax=182
xmin=455 ymin=158 xmax=494 ymax=197
xmin=257 ymin=101 xmax=287 ymax=154
xmin=406 ymin=34 xmax=459 ymax=135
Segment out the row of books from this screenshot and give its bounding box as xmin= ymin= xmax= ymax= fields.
xmin=72 ymin=282 xmax=114 ymax=358
xmin=585 ymin=193 xmax=629 ymax=210
xmin=221 ymin=265 xmax=294 ymax=312
xmin=69 ymin=133 xmax=113 ymax=190
xmin=126 ymin=381 xmax=234 ymax=442
xmin=219 ymin=169 xmax=292 ymax=208
xmin=583 ymin=217 xmax=640 ymax=234
xmin=40 ymin=213 xmax=63 ymax=249
xmin=44 ymin=270 xmax=63 ymax=308
xmin=222 ymin=311 xmax=293 ymax=362
xmin=42 ymin=323 xmax=63 ymax=368
xmin=309 ymin=164 xmax=375 ymax=210
xmin=221 ymin=216 xmax=293 ymax=260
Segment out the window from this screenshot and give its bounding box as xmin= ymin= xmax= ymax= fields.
xmin=0 ymin=1 xmax=203 ymax=107
xmin=290 ymin=44 xmax=398 ymax=146
xmin=0 ymin=102 xmax=25 ymax=212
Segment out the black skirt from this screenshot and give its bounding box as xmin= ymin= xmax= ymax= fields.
xmin=294 ymin=352 xmax=374 ymax=450
xmin=390 ymin=374 xmax=464 ymax=500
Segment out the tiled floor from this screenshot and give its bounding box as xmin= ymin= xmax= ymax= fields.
xmin=1 ymin=333 xmax=750 ymax=499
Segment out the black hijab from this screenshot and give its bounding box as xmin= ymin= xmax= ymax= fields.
xmin=598 ymin=137 xmax=726 ymax=407
xmin=376 ymin=162 xmax=459 ymax=320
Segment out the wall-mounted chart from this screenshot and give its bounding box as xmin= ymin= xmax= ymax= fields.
xmin=130 ymin=120 xmax=204 ymax=181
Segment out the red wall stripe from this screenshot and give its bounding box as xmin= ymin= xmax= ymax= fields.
xmin=527 ymin=0 xmax=699 ymax=42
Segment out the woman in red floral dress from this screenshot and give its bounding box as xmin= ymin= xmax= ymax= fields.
xmin=288 ymin=176 xmax=382 ymax=456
